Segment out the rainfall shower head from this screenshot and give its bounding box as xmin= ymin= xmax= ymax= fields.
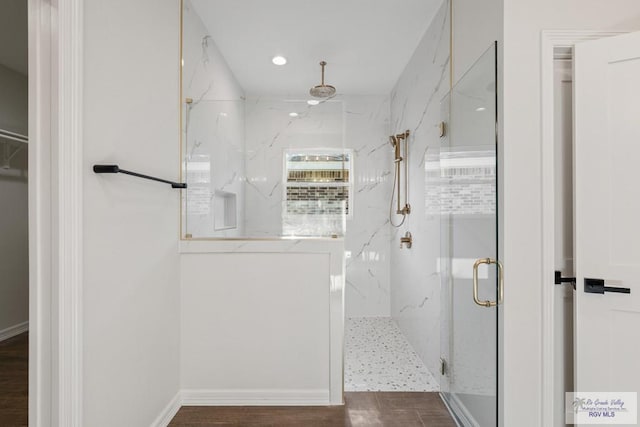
xmin=309 ymin=61 xmax=336 ymax=98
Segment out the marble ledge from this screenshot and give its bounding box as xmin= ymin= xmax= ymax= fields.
xmin=178 ymin=236 xmax=344 ymax=255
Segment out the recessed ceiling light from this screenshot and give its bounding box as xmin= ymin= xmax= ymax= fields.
xmin=307 ymin=100 xmax=320 ymax=106
xmin=475 ymin=107 xmax=486 ymax=112
xmin=272 ymin=56 xmax=287 ymax=66
xmin=289 ymin=112 xmax=299 ymax=118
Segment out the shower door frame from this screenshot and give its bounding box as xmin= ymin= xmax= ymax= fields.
xmin=439 ymin=41 xmax=500 ymax=427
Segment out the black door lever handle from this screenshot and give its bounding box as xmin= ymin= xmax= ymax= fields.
xmin=555 ymin=271 xmax=576 ymax=288
xmin=584 ymin=278 xmax=631 ymax=294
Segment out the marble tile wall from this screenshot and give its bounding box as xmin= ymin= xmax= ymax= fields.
xmin=244 ymin=95 xmax=392 ymax=317
xmin=182 ymin=0 xmax=246 ymax=238
xmin=389 ymin=1 xmax=450 ymax=381
xmin=343 ymin=96 xmax=393 ymax=318
xmin=243 ymin=98 xmax=344 ymax=237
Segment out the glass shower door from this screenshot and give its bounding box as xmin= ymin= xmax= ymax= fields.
xmin=440 ymin=43 xmax=499 ymax=426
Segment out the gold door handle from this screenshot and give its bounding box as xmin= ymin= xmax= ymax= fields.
xmin=472 ymin=258 xmax=504 ymax=307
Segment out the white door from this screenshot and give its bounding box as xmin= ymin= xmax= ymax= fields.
xmin=573 ymin=31 xmax=640 ymax=425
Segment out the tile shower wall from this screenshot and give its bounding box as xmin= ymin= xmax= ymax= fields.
xmin=389 ymin=1 xmax=450 ymax=379
xmin=344 ymin=96 xmax=392 ymax=317
xmin=182 ymin=0 xmax=245 ymax=238
xmin=244 ymin=95 xmax=392 ymax=317
xmin=244 ymin=98 xmax=344 ymax=237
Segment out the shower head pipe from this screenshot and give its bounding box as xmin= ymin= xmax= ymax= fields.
xmin=310 ymin=61 xmax=337 ymax=98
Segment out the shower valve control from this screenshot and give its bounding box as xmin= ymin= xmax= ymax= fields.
xmin=400 ymin=231 xmax=412 ymax=249
xmin=397 ymin=203 xmax=411 ymax=215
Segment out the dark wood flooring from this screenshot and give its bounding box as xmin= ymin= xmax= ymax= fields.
xmin=169 ymin=392 xmax=455 ymax=427
xmin=0 ymin=334 xmax=455 ymax=427
xmin=0 ymin=332 xmax=28 ymax=426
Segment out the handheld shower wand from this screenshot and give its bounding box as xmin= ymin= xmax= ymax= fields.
xmin=389 ymin=130 xmax=411 ymax=227
xmin=389 ymin=135 xmax=402 ymax=162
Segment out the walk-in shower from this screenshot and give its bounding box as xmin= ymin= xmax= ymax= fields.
xmin=182 ymin=0 xmax=458 ymax=408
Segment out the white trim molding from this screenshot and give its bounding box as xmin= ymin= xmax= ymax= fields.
xmin=28 ymin=0 xmax=54 ymax=425
xmin=181 ymin=389 xmax=331 ymax=406
xmin=29 ymin=0 xmax=84 ymax=425
xmin=56 ymin=0 xmax=84 ymax=425
xmin=539 ymin=30 xmax=627 ymax=427
xmin=0 ymin=321 xmax=29 ymax=342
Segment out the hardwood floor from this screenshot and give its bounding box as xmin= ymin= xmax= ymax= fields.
xmin=0 ymin=333 xmax=455 ymax=427
xmin=0 ymin=332 xmax=28 ymax=427
xmin=169 ymin=392 xmax=455 ymax=426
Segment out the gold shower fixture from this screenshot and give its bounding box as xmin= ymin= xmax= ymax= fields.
xmin=389 ymin=130 xmax=411 ymax=225
xmin=309 ymin=61 xmax=337 ymax=98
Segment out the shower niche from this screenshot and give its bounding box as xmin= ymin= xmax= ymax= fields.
xmin=212 ymin=190 xmax=237 ymax=231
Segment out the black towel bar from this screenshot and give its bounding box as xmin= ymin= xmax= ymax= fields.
xmin=93 ymin=164 xmax=187 ymax=189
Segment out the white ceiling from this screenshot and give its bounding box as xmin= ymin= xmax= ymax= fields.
xmin=0 ymin=0 xmax=28 ymax=75
xmin=191 ymin=0 xmax=444 ymax=96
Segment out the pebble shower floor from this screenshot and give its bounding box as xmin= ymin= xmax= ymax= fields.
xmin=344 ymin=317 xmax=439 ymax=392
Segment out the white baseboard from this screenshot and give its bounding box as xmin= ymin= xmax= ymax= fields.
xmin=151 ymin=388 xmax=332 ymax=426
xmin=0 ymin=321 xmax=29 ymax=342
xmin=150 ymin=391 xmax=182 ymax=427
xmin=181 ymin=389 xmax=331 ymax=406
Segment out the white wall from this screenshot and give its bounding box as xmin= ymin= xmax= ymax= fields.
xmin=0 ymin=63 xmax=28 ymax=336
xmin=389 ymin=0 xmax=449 ymax=380
xmin=181 ymin=253 xmax=331 ymax=403
xmin=181 ymin=253 xmax=330 ymax=394
xmin=500 ymin=1 xmax=640 ymax=425
xmin=82 ymin=0 xmax=181 ymax=425
xmin=179 ymin=238 xmax=344 ymax=405
xmin=182 ymin=0 xmax=246 ymax=238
